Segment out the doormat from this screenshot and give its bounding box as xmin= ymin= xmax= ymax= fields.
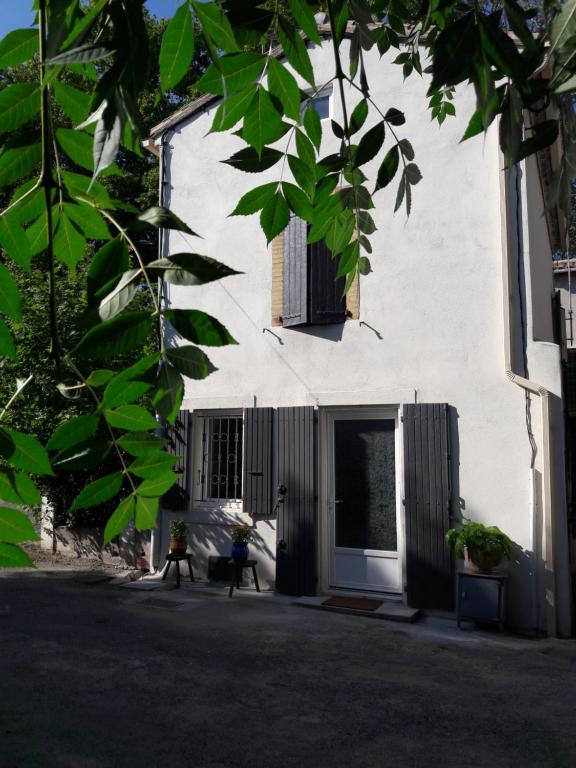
xmin=322 ymin=596 xmax=384 ymax=611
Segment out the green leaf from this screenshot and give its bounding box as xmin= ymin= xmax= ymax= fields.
xmin=53 ymin=209 xmax=86 ymax=268
xmin=61 ymin=170 xmax=114 ymax=209
xmin=103 ymin=496 xmax=135 ymax=545
xmin=117 ymin=431 xmax=167 ymax=458
xmin=73 ymin=312 xmax=153 ymax=358
xmin=147 ymin=253 xmax=241 ymax=286
xmin=105 ymin=405 xmax=158 ymax=432
xmin=101 ymin=380 xmax=151 ymax=410
xmin=295 ymin=129 xmax=316 ymax=169
xmin=405 ymin=163 xmax=422 ymax=185
xmin=1 ymin=428 xmax=53 ymax=476
xmin=0 ymin=263 xmax=22 ymax=321
xmin=231 ymin=183 xmax=278 ymax=216
xmin=222 ymin=146 xmax=283 ymax=173
xmin=394 ymin=174 xmax=406 ymax=213
xmin=211 ymin=88 xmax=255 ymax=133
xmin=384 ymin=107 xmax=405 ymax=126
xmin=303 ymin=103 xmax=322 ymax=151
xmin=86 ymin=369 xmax=115 ymax=387
xmin=89 ymin=269 xmax=141 ymax=323
xmin=282 ymin=182 xmax=314 ymax=220
xmin=0 ymin=542 xmax=33 ymax=568
xmin=268 ymin=57 xmax=301 ymax=121
xmin=70 ymin=472 xmax=124 ymax=512
xmin=0 ymin=508 xmax=39 ymax=543
xmin=129 ymin=453 xmax=178 ymax=480
xmin=0 ymin=212 xmax=32 ymax=270
xmin=358 ymin=255 xmax=372 ymax=275
xmin=357 ymin=209 xmax=376 ymax=234
xmin=135 ymin=496 xmax=159 ymax=531
xmin=160 ymin=1 xmax=195 ymax=91
xmin=26 ymin=210 xmax=48 ymax=257
xmin=165 ymin=345 xmax=217 ymax=380
xmin=354 ymin=121 xmax=385 ymax=167
xmin=261 ymin=193 xmax=291 ymax=243
xmin=336 ymin=240 xmax=359 ymax=278
xmin=0 ymin=318 xmax=16 ymax=360
xmin=288 ymin=0 xmax=321 ymax=44
xmin=153 ymin=362 xmax=184 ymax=423
xmin=57 ymin=129 xmax=118 ymax=178
xmin=0 ymin=142 xmax=41 ymax=190
xmin=197 ymin=52 xmax=266 ymax=96
xmin=92 ymin=99 xmax=123 ymax=180
xmin=192 ymin=0 xmax=239 ymax=52
xmin=9 ymin=182 xmax=44 ymax=227
xmin=87 ymin=237 xmax=129 ymax=303
xmin=62 ymin=202 xmax=110 ymax=240
xmin=375 ymin=145 xmax=400 ymax=191
xmin=133 ymin=206 xmax=199 ymax=236
xmin=0 ymin=470 xmax=41 ymax=506
xmin=0 ymin=29 xmax=38 ymax=67
xmin=350 ymin=100 xmax=369 ymax=135
xmin=137 ymin=472 xmax=179 ymax=498
xmin=52 ymin=81 xmax=91 ymax=125
xmin=278 ymin=17 xmax=315 ymax=86
xmin=287 ymin=154 xmax=315 ymax=197
xmin=398 ymin=139 xmax=414 ymax=160
xmin=47 ymin=415 xmax=100 ymax=451
xmin=164 ymin=309 xmax=236 ymax=346
xmin=243 ymin=87 xmax=284 ymax=155
xmin=53 ymin=438 xmax=111 ymax=471
xmin=48 ymin=43 xmax=116 ymax=66
xmin=0 ymin=84 xmax=39 ymax=133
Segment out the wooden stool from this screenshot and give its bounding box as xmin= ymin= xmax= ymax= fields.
xmin=228 ymin=559 xmax=260 ymax=597
xmin=161 ymin=553 xmax=195 ymax=588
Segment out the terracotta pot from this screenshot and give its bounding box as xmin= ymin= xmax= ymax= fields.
xmin=465 ymin=547 xmax=500 ymax=572
xmin=170 ymin=537 xmax=187 ymax=554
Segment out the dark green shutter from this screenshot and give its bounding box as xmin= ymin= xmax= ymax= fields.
xmin=163 ymin=409 xmax=192 ymax=510
xmin=309 ymin=239 xmax=346 ymax=324
xmin=274 ymin=406 xmax=317 ymax=595
xmin=243 ymin=407 xmax=273 ymax=516
xmin=403 ymin=403 xmax=454 ymax=609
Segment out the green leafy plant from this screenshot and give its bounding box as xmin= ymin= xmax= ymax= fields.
xmin=230 ymin=524 xmax=253 ymax=544
xmin=445 ymin=520 xmax=513 ymax=567
xmin=169 ymin=518 xmax=188 ymax=541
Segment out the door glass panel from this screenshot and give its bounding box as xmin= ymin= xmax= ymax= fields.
xmin=334 ymin=419 xmax=396 ymax=551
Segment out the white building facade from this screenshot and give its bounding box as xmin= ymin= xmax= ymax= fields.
xmin=147 ymin=33 xmax=573 ymax=636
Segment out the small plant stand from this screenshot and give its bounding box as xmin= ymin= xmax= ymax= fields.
xmin=161 ymin=553 xmax=195 ymax=588
xmin=457 ymin=570 xmax=508 ymax=631
xmin=228 ymin=559 xmax=260 ymax=598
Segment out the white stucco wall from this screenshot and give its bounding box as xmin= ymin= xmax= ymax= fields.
xmin=156 ymin=40 xmax=564 ymax=631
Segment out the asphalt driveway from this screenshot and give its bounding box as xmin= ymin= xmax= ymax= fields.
xmin=1 ymin=571 xmax=576 ymax=768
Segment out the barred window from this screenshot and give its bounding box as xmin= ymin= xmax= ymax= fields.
xmin=202 ymin=415 xmax=243 ymax=501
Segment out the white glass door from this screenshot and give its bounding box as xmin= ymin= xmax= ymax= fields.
xmin=328 ymin=413 xmax=402 ymax=593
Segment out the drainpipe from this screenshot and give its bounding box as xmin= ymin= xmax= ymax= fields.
xmin=500 ymin=162 xmax=558 ymax=636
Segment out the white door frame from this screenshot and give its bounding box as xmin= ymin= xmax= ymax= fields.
xmin=317 ymin=406 xmax=406 ymax=598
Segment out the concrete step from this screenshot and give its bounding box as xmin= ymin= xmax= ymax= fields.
xmin=294 ymin=595 xmax=421 ymax=623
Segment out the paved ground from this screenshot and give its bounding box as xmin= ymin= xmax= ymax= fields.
xmin=1 ymin=569 xmax=576 ymax=768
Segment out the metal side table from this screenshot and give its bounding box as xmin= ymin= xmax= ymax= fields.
xmin=457 ymin=570 xmax=508 ymax=631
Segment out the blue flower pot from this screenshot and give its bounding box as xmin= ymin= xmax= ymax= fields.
xmin=231 ymin=542 xmax=248 ymax=561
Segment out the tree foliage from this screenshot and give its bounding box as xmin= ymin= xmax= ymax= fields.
xmin=0 ymin=0 xmax=575 ymax=565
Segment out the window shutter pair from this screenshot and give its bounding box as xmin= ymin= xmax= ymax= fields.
xmin=283 ymin=214 xmax=346 ymax=327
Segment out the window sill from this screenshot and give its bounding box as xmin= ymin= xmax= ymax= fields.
xmin=189 ymin=502 xmax=248 ymax=526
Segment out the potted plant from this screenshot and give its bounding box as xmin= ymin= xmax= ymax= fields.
xmin=169 ymin=518 xmax=188 ymax=555
xmin=445 ymin=520 xmax=512 ymax=572
xmin=230 ymin=524 xmax=253 ymax=561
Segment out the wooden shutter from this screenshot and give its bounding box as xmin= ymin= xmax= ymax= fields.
xmin=163 ymin=410 xmax=192 ymax=510
xmin=243 ymin=407 xmax=273 ymax=516
xmin=283 ymin=215 xmax=308 ymax=327
xmin=274 ymin=406 xmax=317 ymax=595
xmin=403 ymin=403 xmax=454 ymax=609
xmin=309 ymin=239 xmax=346 ymax=324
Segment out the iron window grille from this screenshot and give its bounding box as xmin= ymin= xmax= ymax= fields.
xmin=201 ymin=415 xmax=243 ymax=501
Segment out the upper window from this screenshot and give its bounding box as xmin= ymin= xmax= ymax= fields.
xmin=200 ymin=414 xmax=243 ymax=502
xmin=311 ymin=93 xmax=330 ymax=120
xmin=281 ymin=215 xmax=346 ymax=328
